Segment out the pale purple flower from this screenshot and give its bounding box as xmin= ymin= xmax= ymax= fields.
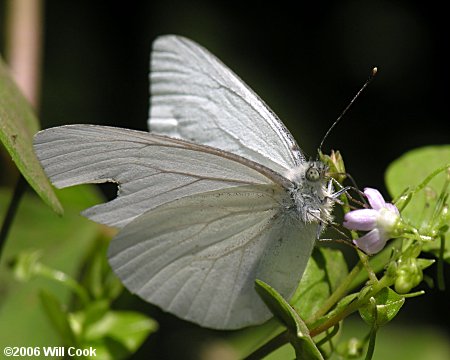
xmin=344 ymin=188 xmax=400 ymax=255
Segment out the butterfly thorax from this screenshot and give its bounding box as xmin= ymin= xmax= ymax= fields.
xmin=284 ymin=161 xmax=334 ymax=224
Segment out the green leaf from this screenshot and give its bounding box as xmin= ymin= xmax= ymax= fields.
xmin=76 ymin=300 xmax=110 ymax=333
xmin=10 ymin=249 xmax=44 ymax=281
xmin=39 ymin=289 xmax=77 ymax=345
xmin=255 ymin=279 xmax=301 ymax=332
xmin=0 ymin=185 xmax=102 ymax=348
xmin=385 ymin=145 xmax=450 ymax=263
xmin=358 ymin=288 xmax=405 ymax=327
xmin=291 ymin=247 xmax=349 ymax=319
xmin=82 ymin=311 xmax=158 ymax=360
xmin=81 ymin=239 xmax=123 ymax=302
xmin=230 ymin=247 xmax=347 ymax=358
xmin=385 ymin=145 xmax=450 ymax=226
xmin=255 ymin=279 xmax=324 ymax=360
xmin=0 ymin=56 xmax=62 ymax=214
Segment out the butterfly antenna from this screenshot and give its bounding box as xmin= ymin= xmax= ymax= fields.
xmin=318 ymin=67 xmax=378 ymax=154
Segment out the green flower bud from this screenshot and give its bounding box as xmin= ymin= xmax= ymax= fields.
xmin=337 ymin=337 xmax=364 ymax=358
xmin=319 ymin=150 xmax=346 ymax=184
xmin=394 ymin=258 xmax=423 ymax=294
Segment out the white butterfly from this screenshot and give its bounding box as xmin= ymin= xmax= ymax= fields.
xmin=33 ymin=35 xmax=334 ymax=330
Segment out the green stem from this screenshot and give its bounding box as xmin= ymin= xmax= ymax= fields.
xmin=403 ymin=290 xmax=425 ymax=298
xmin=307 ymin=260 xmax=364 ymax=324
xmin=394 ymin=165 xmax=449 ymax=213
xmin=414 ymin=165 xmax=450 ymax=194
xmin=243 ymin=331 xmax=289 ymax=360
xmin=363 ymin=298 xmax=378 ymax=360
xmin=364 ymin=326 xmax=377 ymax=360
xmin=35 ymin=263 xmax=90 ymax=305
xmin=315 ymin=324 xmax=340 ymax=347
xmin=310 ymin=275 xmax=393 ymax=337
xmin=357 ymin=250 xmax=378 ymax=283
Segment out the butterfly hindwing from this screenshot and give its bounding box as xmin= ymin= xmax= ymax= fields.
xmin=108 ymin=185 xmax=315 ymax=329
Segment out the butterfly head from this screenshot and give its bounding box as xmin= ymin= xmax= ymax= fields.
xmin=284 ymin=160 xmax=333 ymax=223
xmin=284 ymin=160 xmax=328 ymax=188
xmin=305 ymin=161 xmax=328 ymax=183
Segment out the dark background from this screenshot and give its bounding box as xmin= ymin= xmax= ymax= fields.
xmin=1 ymin=1 xmax=449 ymax=358
xmin=33 ymin=2 xmax=450 ymax=193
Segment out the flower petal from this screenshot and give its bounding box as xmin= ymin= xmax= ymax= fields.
xmin=344 ymin=209 xmax=378 ymax=231
xmin=364 ymin=188 xmax=386 ymax=210
xmin=353 ymin=228 xmax=387 ymax=255
xmin=385 ymin=203 xmax=400 ymax=216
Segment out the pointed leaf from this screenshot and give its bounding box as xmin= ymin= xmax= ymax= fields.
xmin=230 ymin=247 xmax=347 ymax=358
xmin=77 ymin=300 xmax=110 ymax=331
xmin=255 ymin=279 xmax=324 ymax=360
xmin=39 ymin=289 xmax=77 ymax=345
xmin=82 ymin=310 xmax=157 ymax=359
xmin=255 ymin=279 xmax=300 ymax=331
xmin=359 ymin=288 xmax=405 ymax=327
xmin=0 ymin=56 xmax=62 ymax=214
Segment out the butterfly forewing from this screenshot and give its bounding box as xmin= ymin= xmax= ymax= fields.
xmin=149 ymin=35 xmax=304 ymax=174
xmin=33 ymin=125 xmax=286 ymax=228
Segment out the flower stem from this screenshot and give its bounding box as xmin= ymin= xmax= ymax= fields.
xmin=357 ymin=250 xmax=378 ymax=283
xmin=309 ymin=274 xmax=393 ymax=337
xmin=307 ymin=260 xmax=364 ymax=324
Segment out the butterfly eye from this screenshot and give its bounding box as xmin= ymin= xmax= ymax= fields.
xmin=306 ymin=166 xmax=321 ymax=182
